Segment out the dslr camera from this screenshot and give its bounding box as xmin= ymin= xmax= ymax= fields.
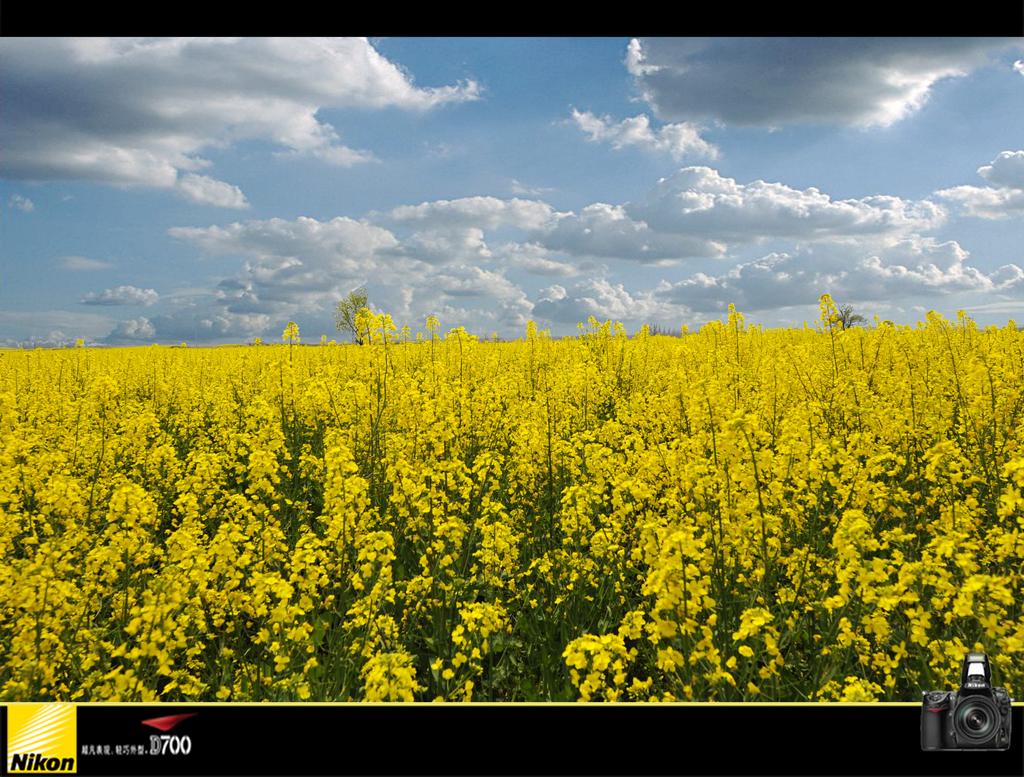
xmin=921 ymin=652 xmax=1012 ymax=750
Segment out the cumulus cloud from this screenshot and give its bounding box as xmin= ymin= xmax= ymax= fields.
xmin=542 ymin=202 xmax=726 ymax=263
xmin=169 ymin=216 xmax=400 ymax=268
xmin=432 ymin=264 xmax=528 ymax=305
xmin=0 ymin=331 xmax=73 ymax=348
xmin=59 ymin=255 xmax=113 ymax=271
xmin=571 ymin=109 xmax=718 ymax=160
xmin=399 ymin=227 xmax=492 ymax=265
xmin=161 ymin=161 xmax=956 ymax=339
xmin=935 ymin=186 xmax=1024 ymax=219
xmin=385 ymin=196 xmax=556 ymax=231
xmin=625 ymin=37 xmax=1021 ymax=128
xmin=7 ymin=194 xmax=34 ymax=212
xmin=81 ymin=285 xmax=159 ymax=306
xmin=169 ymin=215 xmax=408 ymax=321
xmin=633 ymin=167 xmax=945 ymax=241
xmin=102 ymin=310 xmax=276 ymax=345
xmin=532 ymin=277 xmax=673 ymax=326
xmin=154 ymin=158 xmax=984 ymax=342
xmin=654 ymin=238 xmax=1021 ymax=314
xmin=0 ymin=37 xmax=479 ymax=205
xmin=428 ymin=265 xmax=534 ymax=329
xmin=176 ymin=174 xmax=249 ymax=209
xmin=106 ymin=316 xmax=156 ymax=341
xmin=162 ymin=209 xmax=548 ymax=340
xmin=381 ymin=197 xmax=558 ymax=266
xmin=979 ymin=150 xmax=1024 ymax=189
xmin=936 ymin=150 xmax=1024 ymax=219
xmin=536 ymin=168 xmax=942 ymax=265
xmin=499 ymin=242 xmax=579 ymax=277
xmin=0 ymin=309 xmax=114 ymax=344
xmin=164 ymin=171 xmax=950 ymax=284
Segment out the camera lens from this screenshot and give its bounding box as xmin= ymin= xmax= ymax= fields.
xmin=954 ymin=699 xmax=997 ymax=741
xmin=965 ymin=708 xmax=988 ymax=732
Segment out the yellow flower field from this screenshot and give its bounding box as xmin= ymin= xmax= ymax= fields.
xmin=1 ymin=296 xmax=1022 ymax=702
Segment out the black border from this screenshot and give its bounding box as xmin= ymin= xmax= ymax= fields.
xmin=1 ymin=3 xmax=1022 ymax=36
xmin=2 ymin=703 xmax=1023 ymax=776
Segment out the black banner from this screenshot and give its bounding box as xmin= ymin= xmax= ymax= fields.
xmin=2 ymin=703 xmax=1023 ymax=776
xmin=1 ymin=1 xmax=1022 ymax=35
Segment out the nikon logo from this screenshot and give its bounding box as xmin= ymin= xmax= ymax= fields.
xmin=6 ymin=704 xmax=77 ymax=773
xmin=9 ymin=754 xmax=76 ymax=772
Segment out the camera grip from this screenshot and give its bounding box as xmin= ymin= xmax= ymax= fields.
xmin=921 ymin=706 xmax=945 ymax=750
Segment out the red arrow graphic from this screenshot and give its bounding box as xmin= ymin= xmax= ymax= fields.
xmin=141 ymin=713 xmax=197 ymax=732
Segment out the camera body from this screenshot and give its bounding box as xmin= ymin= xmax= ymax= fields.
xmin=921 ymin=652 xmax=1012 ymax=750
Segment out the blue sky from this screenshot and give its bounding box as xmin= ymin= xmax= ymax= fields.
xmin=2 ymin=36 xmax=1023 ymax=345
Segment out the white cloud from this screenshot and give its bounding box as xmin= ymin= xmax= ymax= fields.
xmin=275 ymin=144 xmax=378 ymax=168
xmin=81 ymin=285 xmax=159 ymax=306
xmin=0 ymin=331 xmax=73 ymax=348
xmin=0 ymin=309 xmax=115 ymax=344
xmin=433 ymin=266 xmax=504 ymax=298
xmin=571 ymin=109 xmax=718 ymax=160
xmin=155 ymin=159 xmax=989 ymax=342
xmin=386 ymin=196 xmax=556 ymax=231
xmin=176 ymin=174 xmax=250 ymax=209
xmin=539 ymin=284 xmax=567 ymax=301
xmin=383 ymin=169 xmax=944 ymax=270
xmin=509 ymin=179 xmax=555 ymax=197
xmin=59 ymin=255 xmax=114 ymax=271
xmin=542 ymin=202 xmax=725 ymax=263
xmin=106 ymin=316 xmax=156 ymax=341
xmin=1015 ymin=60 xmax=1024 ymax=76
xmin=162 ymin=209 xmax=547 ymax=340
xmin=625 ymin=38 xmax=656 ymax=77
xmin=532 ymin=277 xmax=673 ymax=326
xmin=626 ymin=38 xmax=1022 ymax=128
xmin=500 ymin=242 xmax=579 ymax=277
xmin=537 ymin=167 xmax=942 ymax=265
xmin=306 ymin=146 xmax=377 ymax=167
xmin=0 ymin=37 xmax=479 ymax=205
xmin=936 ymin=150 xmax=1024 ymax=219
xmin=102 ymin=310 xmax=274 ymax=345
xmin=400 ymin=227 xmax=492 ymax=265
xmin=655 ymin=238 xmax=1020 ymax=314
xmin=432 ymin=265 xmax=531 ymax=313
xmin=159 ymin=165 xmax=956 ymax=338
xmin=979 ymin=150 xmax=1024 ymax=189
xmin=633 ymin=167 xmax=945 ymax=241
xmin=7 ymin=194 xmax=34 ymax=212
xmin=957 ymin=299 xmax=1024 ymax=320
xmin=382 ymin=197 xmax=558 ymax=266
xmin=169 ymin=216 xmax=400 ymax=268
xmin=935 ymin=185 xmax=1024 ymax=219
xmin=169 ymin=215 xmax=406 ymax=319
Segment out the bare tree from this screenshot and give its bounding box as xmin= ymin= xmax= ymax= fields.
xmin=335 ymin=287 xmax=368 ymax=343
xmin=837 ymin=304 xmax=866 ymax=330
